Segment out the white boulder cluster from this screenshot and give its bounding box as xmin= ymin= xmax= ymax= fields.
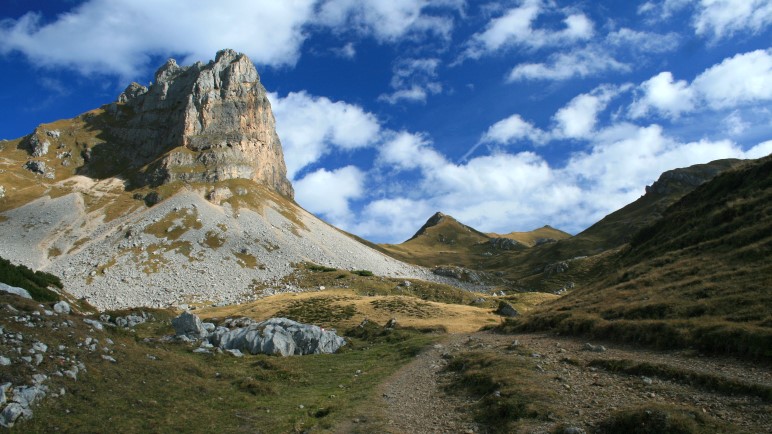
xmin=172 ymin=312 xmax=346 ymax=357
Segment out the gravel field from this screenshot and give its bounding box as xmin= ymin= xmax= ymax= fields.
xmin=0 ymin=189 xmax=487 ymax=310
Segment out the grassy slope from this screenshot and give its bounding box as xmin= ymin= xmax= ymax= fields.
xmin=4 ymin=297 xmax=434 ymax=433
xmin=378 ymin=213 xmax=492 ymax=268
xmin=7 ymin=264 xmax=553 ymax=433
xmin=488 ymin=225 xmax=571 ymax=246
xmin=374 ymin=160 xmax=742 ymax=294
xmin=511 ymin=156 xmax=772 ymax=359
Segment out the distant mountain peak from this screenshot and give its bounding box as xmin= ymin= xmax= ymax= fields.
xmin=406 ymin=211 xmax=489 ymax=243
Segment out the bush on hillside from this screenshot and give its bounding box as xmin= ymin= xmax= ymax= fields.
xmin=0 ymin=256 xmax=61 ymax=302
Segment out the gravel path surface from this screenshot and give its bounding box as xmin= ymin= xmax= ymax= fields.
xmin=374 ymin=332 xmax=771 ymax=434
xmin=380 ymin=334 xmax=479 ymax=434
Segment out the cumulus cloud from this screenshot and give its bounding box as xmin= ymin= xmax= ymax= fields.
xmin=353 ymin=197 xmax=434 ymax=242
xmin=460 ymin=0 xmax=593 ymax=61
xmin=480 ymin=114 xmax=546 ymax=146
xmin=0 ymin=0 xmax=462 ymax=78
xmin=692 ymin=49 xmax=772 ymax=109
xmin=0 ymin=0 xmax=317 ymax=77
xmin=315 ymin=0 xmax=456 ymax=42
xmin=553 ymin=85 xmax=627 ymax=139
xmin=377 ymin=131 xmax=446 ymax=171
xmin=269 ymin=91 xmax=381 ymax=178
xmin=629 ymin=72 xmax=696 ymax=119
xmin=507 ymin=46 xmax=629 ymax=81
xmin=379 ymin=57 xmax=442 ymax=104
xmin=637 ymin=0 xmax=772 ymax=40
xmin=357 ymin=121 xmax=766 ymax=242
xmin=694 ymin=0 xmax=772 ymax=40
xmin=630 ymin=49 xmax=772 ymax=119
xmin=294 ymin=166 xmax=365 ymax=226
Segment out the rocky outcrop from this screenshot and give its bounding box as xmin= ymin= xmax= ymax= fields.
xmin=172 ymin=313 xmax=346 ymax=356
xmin=23 ymin=161 xmax=53 ymax=178
xmin=172 ymin=311 xmax=210 ymax=339
xmin=495 ymin=301 xmax=519 ymax=317
xmin=644 ymin=159 xmax=741 ymax=196
xmin=488 ymin=238 xmax=524 ymax=250
xmin=210 ymin=317 xmax=345 ymax=356
xmin=0 ymin=283 xmax=32 ymax=299
xmin=544 ymin=261 xmax=569 ymax=276
xmin=107 ymin=49 xmax=293 ymax=197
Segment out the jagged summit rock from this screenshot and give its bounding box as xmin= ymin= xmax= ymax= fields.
xmin=644 ymin=159 xmax=741 ymax=197
xmin=107 ymin=48 xmax=293 ymax=197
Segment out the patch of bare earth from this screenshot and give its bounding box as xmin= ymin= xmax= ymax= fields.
xmin=379 ymin=334 xmax=481 ymax=434
xmin=370 ymin=332 xmax=771 ymax=433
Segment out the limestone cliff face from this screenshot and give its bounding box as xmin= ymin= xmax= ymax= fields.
xmin=111 ymin=49 xmax=293 ymax=198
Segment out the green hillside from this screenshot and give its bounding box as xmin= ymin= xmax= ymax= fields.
xmin=511 ymin=156 xmax=772 ymax=359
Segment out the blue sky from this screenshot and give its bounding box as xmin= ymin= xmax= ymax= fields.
xmin=1 ymin=0 xmax=771 ymax=243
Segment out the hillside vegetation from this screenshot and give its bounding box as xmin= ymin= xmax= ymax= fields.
xmin=0 ymin=256 xmax=61 ymax=301
xmin=376 ymin=159 xmax=744 ymax=294
xmin=509 ymin=156 xmax=772 ymax=359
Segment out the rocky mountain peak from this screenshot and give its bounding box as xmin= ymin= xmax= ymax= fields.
xmin=107 ymin=49 xmax=293 ymax=197
xmin=644 ymin=159 xmax=741 ymax=197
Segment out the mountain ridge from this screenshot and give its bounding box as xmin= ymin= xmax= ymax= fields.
xmin=0 ymin=50 xmax=462 ymax=310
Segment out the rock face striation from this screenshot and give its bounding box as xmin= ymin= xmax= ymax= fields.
xmin=108 ymin=49 xmax=293 ymax=197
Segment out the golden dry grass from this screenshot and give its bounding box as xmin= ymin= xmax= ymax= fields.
xmin=198 ymin=288 xmax=503 ymax=333
xmin=512 ymin=156 xmax=772 ymax=359
xmin=488 ymin=225 xmax=571 ymax=246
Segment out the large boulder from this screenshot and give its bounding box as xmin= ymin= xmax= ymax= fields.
xmin=172 ymin=312 xmax=208 ymax=339
xmin=495 ymin=301 xmax=519 ymax=317
xmin=0 ymin=403 xmax=25 ymax=428
xmin=209 ymin=317 xmax=346 ymax=356
xmin=53 ymin=301 xmax=71 ymax=314
xmin=0 ymin=283 xmax=32 ymax=299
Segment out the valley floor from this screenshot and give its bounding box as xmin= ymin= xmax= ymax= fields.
xmin=349 ymin=332 xmax=771 ymax=434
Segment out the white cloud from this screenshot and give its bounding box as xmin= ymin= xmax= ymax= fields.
xmin=377 ymin=131 xmax=446 ymax=171
xmin=630 ymin=49 xmax=772 ymax=119
xmin=315 ymin=0 xmax=456 ymax=42
xmin=379 ymin=57 xmax=442 ymax=104
xmin=0 ymin=0 xmax=317 ymax=78
xmin=629 ymin=72 xmax=696 ymax=119
xmin=294 ymin=166 xmax=365 ymax=225
xmin=637 ymin=0 xmax=692 ymax=19
xmin=508 ymin=46 xmax=629 ymax=81
xmin=365 ymin=121 xmax=761 ymax=242
xmin=480 ymin=114 xmax=546 ymax=145
xmin=637 ymin=0 xmax=772 ymax=40
xmin=694 ymin=0 xmax=772 ymax=40
xmin=746 ymin=140 xmax=772 ymax=159
xmin=605 ymin=28 xmax=681 ymax=54
xmin=722 ymin=111 xmax=750 ymax=136
xmin=553 ymin=85 xmax=626 ymax=139
xmin=269 ymin=91 xmax=381 ymax=178
xmin=0 ymin=0 xmax=462 ymax=78
xmin=353 ymin=197 xmax=433 ymax=242
xmin=460 ymin=0 xmax=593 ymax=60
xmin=692 ymin=49 xmax=772 ymax=109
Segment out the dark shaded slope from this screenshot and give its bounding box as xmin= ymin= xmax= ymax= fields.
xmin=512 ymin=156 xmax=772 ymax=359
